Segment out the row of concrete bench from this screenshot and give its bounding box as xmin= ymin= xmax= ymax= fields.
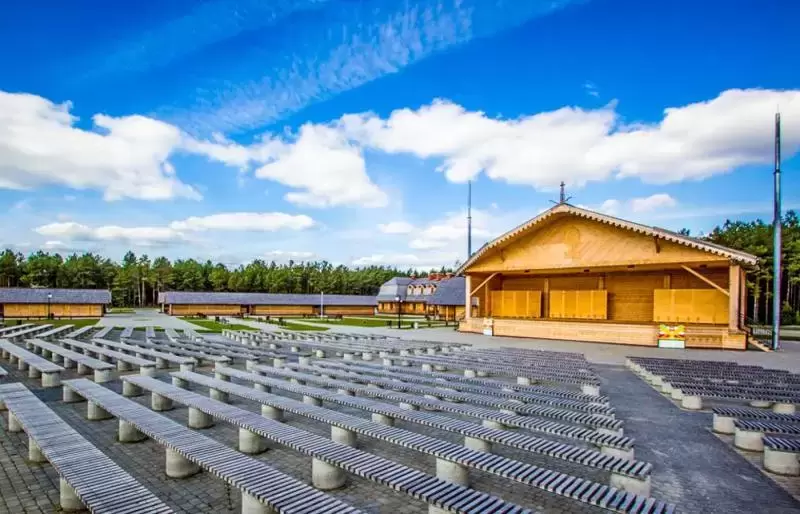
xmin=169 ymin=370 xmax=662 ymax=506
xmin=94 ymin=326 xmax=114 ymax=339
xmin=0 ymin=339 xmax=64 ymax=387
xmin=248 ymin=363 xmax=636 ymax=458
xmin=0 ymin=323 xmax=34 ymax=335
xmin=64 ymin=325 xmax=95 ymax=339
xmin=308 ymin=359 xmax=612 ymax=415
xmin=3 ymin=324 xmax=53 ymax=342
xmin=208 ymin=366 xmax=654 ymax=493
xmin=127 ymin=336 xmax=231 ymax=367
xmin=59 ymin=379 xmax=365 ymax=514
xmin=120 ymin=326 xmax=134 ymax=339
xmin=0 ymin=382 xmax=174 ymax=513
xmin=286 ymin=361 xmax=620 ymax=433
xmin=324 ymin=357 xmax=608 ymax=405
xmin=66 ymin=377 xmax=532 ymax=514
xmin=92 ymin=338 xmax=196 ymax=370
xmin=627 ymin=356 xmax=800 ymax=386
xmin=25 ymin=338 xmax=116 ymax=383
xmin=61 ymin=338 xmax=158 ymax=375
xmin=250 ymin=330 xmax=444 ymax=353
xmin=628 ymin=357 xmax=800 ymax=411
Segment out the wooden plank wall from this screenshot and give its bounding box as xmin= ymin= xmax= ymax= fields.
xmin=606 ymin=271 xmax=664 ymax=323
xmin=170 ymin=304 xmax=241 ymax=316
xmin=252 ymin=305 xmax=315 ymax=316
xmin=653 ymin=289 xmax=729 ymax=324
xmin=489 ymin=290 xmax=542 ymax=318
xmin=317 ymin=306 xmax=375 ymax=316
xmin=549 ymin=290 xmax=607 ymax=319
xmin=2 ymin=304 xmax=102 ymax=318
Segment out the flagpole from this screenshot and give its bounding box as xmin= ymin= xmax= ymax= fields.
xmin=772 ymin=112 xmax=782 ymax=351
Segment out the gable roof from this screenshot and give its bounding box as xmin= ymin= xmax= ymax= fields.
xmin=457 ymin=203 xmax=758 ymax=274
xmin=160 ymin=291 xmax=376 ymax=306
xmin=0 ymin=288 xmax=111 ymax=305
xmin=376 ymin=277 xmax=414 ymax=302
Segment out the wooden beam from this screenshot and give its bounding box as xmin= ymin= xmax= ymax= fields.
xmin=729 ymin=265 xmax=741 ymax=331
xmin=470 ymin=272 xmax=499 ymax=296
xmin=681 ymin=265 xmax=729 ymax=296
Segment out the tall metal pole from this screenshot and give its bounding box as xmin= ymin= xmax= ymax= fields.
xmin=467 ymin=180 xmax=472 ymax=258
xmin=773 ymin=112 xmax=782 ymax=351
xmin=320 ymin=291 xmax=324 ymax=318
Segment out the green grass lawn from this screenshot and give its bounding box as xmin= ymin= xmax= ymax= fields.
xmin=109 ymin=307 xmax=135 ymax=313
xmin=179 ymin=317 xmax=258 ymax=333
xmin=1 ymin=318 xmax=100 ymax=328
xmin=280 ymin=321 xmax=329 ymax=331
xmin=298 ymin=317 xmax=412 ymax=328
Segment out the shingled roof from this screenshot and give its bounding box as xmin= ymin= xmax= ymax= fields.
xmin=0 ymin=288 xmax=111 ymax=305
xmin=457 ymin=203 xmax=758 ymax=274
xmin=427 ymin=276 xmax=465 ymax=306
xmin=375 ymin=277 xmax=414 ymax=302
xmin=160 ymin=291 xmax=377 ymax=306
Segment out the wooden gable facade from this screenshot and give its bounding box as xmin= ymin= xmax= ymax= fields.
xmin=458 ymin=204 xmax=757 ymax=350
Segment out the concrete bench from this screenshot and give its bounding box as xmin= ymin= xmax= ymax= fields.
xmin=673 ymin=385 xmax=800 ymax=412
xmin=177 ymin=369 xmax=658 ymax=501
xmin=92 ymin=338 xmax=196 ymax=371
xmin=734 ymin=419 xmax=800 ymax=452
xmin=26 ymin=338 xmax=116 ymax=383
xmin=6 ymin=324 xmax=53 ymax=342
xmin=94 ymin=326 xmax=113 ymax=339
xmin=114 ymin=376 xmax=534 ymax=514
xmin=0 ymin=340 xmax=63 ymax=387
xmin=0 ymin=323 xmax=34 ymax=335
xmin=0 ymin=366 xmax=6 ymax=378
xmin=120 ymin=326 xmax=134 ymax=339
xmin=63 ymin=325 xmax=95 ymax=339
xmin=308 ymin=360 xmax=615 ymax=417
xmin=60 ymin=379 xmax=364 ymax=514
xmin=145 ymin=326 xmax=156 ymax=339
xmin=763 ymin=436 xmax=800 ymax=476
xmin=61 ymin=338 xmax=157 ymax=376
xmin=119 ymin=337 xmax=229 ymax=367
xmin=288 ymin=362 xmax=622 ymax=433
xmin=712 ymin=407 xmax=800 ymax=434
xmin=36 ymin=325 xmax=74 ymax=341
xmin=0 ymin=383 xmax=174 ymax=513
xmin=165 ymin=328 xmax=180 ymax=342
xmin=339 ymin=358 xmax=609 ymax=405
xmin=251 ymin=364 xmax=636 ymax=458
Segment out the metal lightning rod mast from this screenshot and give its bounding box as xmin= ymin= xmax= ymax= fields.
xmin=772 ymin=112 xmax=782 ymax=351
xmin=467 ymin=180 xmax=472 ymax=258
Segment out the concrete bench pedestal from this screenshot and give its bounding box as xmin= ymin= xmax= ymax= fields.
xmin=312 ymin=458 xmax=346 ymax=490
xmin=239 ymin=428 xmax=268 ymax=454
xmin=189 ymin=407 xmax=214 ymax=429
xmin=609 ymin=473 xmax=651 ymax=497
xmin=60 ymin=479 xmax=84 ymax=512
xmin=436 ymin=458 xmax=468 ymax=486
xmin=599 ymin=445 xmax=634 ymax=461
xmin=764 ymin=447 xmax=800 ymax=476
xmin=681 ymin=395 xmax=702 ymax=410
xmin=712 ymin=414 xmax=735 ymax=434
xmin=464 ymin=436 xmax=491 ymax=452
xmin=262 ymin=405 xmax=283 ymax=421
xmin=123 ymin=382 xmax=142 ymax=397
xmin=29 ymin=438 xmax=47 ymax=463
xmin=87 ymin=401 xmax=112 ymax=421
xmin=119 ymin=419 xmax=147 ymax=443
xmin=371 ymin=413 xmax=394 ymax=426
xmin=241 ymin=492 xmax=277 ymax=514
xmin=165 ymin=448 xmax=201 ymax=478
xmin=151 ymin=393 xmax=174 ymax=411
xmin=331 ymin=426 xmax=357 ymax=447
xmin=773 ymin=403 xmax=796 ymax=414
xmin=734 ymin=429 xmax=764 ymax=451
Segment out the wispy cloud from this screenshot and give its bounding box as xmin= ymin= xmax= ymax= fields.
xmin=169 ymin=0 xmax=585 ymax=134
xmin=583 ymin=81 xmax=599 ymax=97
xmin=77 ymin=0 xmax=330 ymax=81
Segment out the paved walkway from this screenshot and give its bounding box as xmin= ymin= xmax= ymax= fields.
xmin=96 ymin=309 xmax=199 ymax=329
xmin=597 ymin=364 xmax=800 ymax=513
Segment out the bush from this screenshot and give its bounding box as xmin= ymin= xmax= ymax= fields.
xmin=781 ymin=302 xmax=798 ymax=325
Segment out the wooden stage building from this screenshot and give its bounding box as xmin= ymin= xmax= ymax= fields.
xmin=158 ymin=291 xmax=376 ymax=317
xmin=457 ymin=203 xmax=758 ymax=350
xmin=0 ymin=288 xmax=110 ymax=318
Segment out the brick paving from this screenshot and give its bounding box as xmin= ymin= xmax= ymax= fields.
xmin=2 ymin=330 xmax=800 ymax=513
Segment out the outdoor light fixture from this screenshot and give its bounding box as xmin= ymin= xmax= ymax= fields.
xmin=395 ymin=295 xmax=402 ymax=329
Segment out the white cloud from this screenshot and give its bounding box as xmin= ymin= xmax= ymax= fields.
xmin=264 ymin=250 xmax=315 ymax=261
xmin=378 ymin=221 xmax=415 ymax=234
xmin=42 ymin=240 xmax=68 ymax=250
xmin=630 ymin=193 xmax=677 ymax=212
xmin=34 ymin=211 xmax=313 ymax=248
xmin=352 ymin=252 xmax=460 ymax=270
xmin=169 ymin=212 xmax=314 ymax=232
xmin=339 ymin=88 xmax=800 ymax=188
xmin=599 ymin=199 xmax=621 ymax=215
xmin=409 ymin=209 xmax=492 ymax=250
xmin=0 ymin=91 xmax=200 ymax=201
xmin=583 ymin=81 xmax=600 ymax=98
xmin=35 ymin=222 xmax=183 ymax=246
xmin=252 ymin=124 xmax=388 ymax=208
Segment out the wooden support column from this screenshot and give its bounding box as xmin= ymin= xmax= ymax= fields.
xmin=729 ymin=265 xmax=741 ymax=330
xmin=464 ymin=275 xmax=472 ymax=320
xmin=543 ymin=278 xmax=550 ymax=318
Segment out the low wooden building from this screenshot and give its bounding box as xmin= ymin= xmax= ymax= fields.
xmin=0 ymin=288 xmax=110 ymax=318
xmin=377 ymin=275 xmax=466 ymax=319
xmin=457 ymin=203 xmax=758 ymax=350
xmin=159 ymin=291 xmax=376 ymax=317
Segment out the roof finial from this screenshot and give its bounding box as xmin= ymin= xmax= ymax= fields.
xmin=558 ymin=181 xmax=572 ymax=204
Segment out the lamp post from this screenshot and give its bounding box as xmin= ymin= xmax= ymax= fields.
xmin=395 ymin=295 xmax=402 ymax=329
xmin=47 ymin=293 xmax=52 ymax=320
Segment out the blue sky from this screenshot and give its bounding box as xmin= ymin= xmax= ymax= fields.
xmin=0 ymin=0 xmax=798 ymax=269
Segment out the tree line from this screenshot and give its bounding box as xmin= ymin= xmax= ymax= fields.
xmin=0 ymin=250 xmax=449 ymax=307
xmin=0 ymin=211 xmax=797 ymax=323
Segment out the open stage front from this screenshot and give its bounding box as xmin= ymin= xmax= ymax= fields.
xmin=459 ymin=317 xmax=747 ymax=350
